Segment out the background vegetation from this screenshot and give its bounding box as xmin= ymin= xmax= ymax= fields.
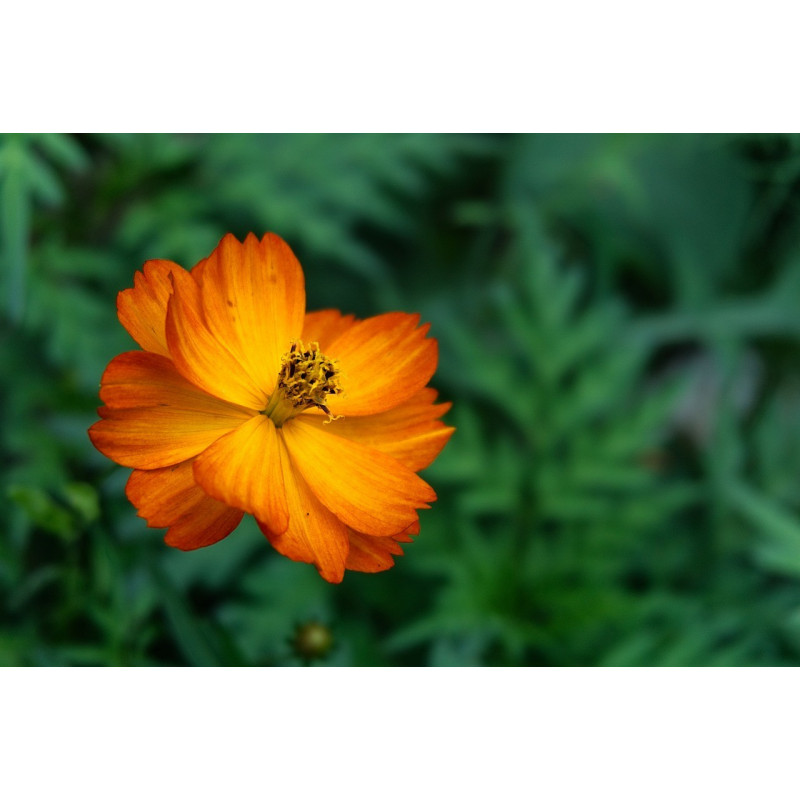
xmin=3 ymin=132 xmax=800 ymax=666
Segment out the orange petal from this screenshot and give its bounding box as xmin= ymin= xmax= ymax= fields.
xmin=89 ymin=352 xmax=254 ymax=469
xmin=98 ymin=350 xmax=255 ymax=414
xmin=302 ymin=388 xmax=454 ymax=471
xmin=117 ymin=259 xmax=197 ymax=357
xmin=192 ymin=414 xmax=289 ymax=534
xmin=126 ymin=461 xmax=243 ymax=550
xmin=282 ymin=416 xmax=435 ymax=537
xmin=325 ymin=312 xmax=438 ymax=416
xmin=165 ymin=262 xmax=268 ymax=410
xmin=190 ymin=255 xmax=210 ymax=282
xmin=345 ymin=523 xmax=419 ymax=573
xmin=302 ymin=309 xmax=357 ymax=350
xmin=392 ymin=520 xmax=421 ymax=543
xmin=257 ymin=432 xmax=349 ymax=584
xmin=195 ymin=233 xmax=306 ymax=397
xmin=345 ymin=531 xmax=404 ymax=572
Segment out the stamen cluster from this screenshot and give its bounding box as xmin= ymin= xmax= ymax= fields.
xmin=264 ymin=341 xmax=341 ymax=425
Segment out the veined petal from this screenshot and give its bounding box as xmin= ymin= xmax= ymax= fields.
xmin=258 ymin=432 xmax=349 ymax=584
xmin=345 ymin=522 xmax=420 ymax=573
xmin=302 ymin=309 xmax=357 ymax=350
xmin=325 ymin=312 xmax=438 ymax=416
xmin=303 ymin=388 xmax=454 ymax=471
xmin=165 ymin=264 xmax=268 ymax=410
xmin=98 ymin=350 xmax=255 ymax=414
xmin=282 ymin=416 xmax=435 ymax=537
xmin=190 ymin=255 xmax=210 ymax=282
xmin=117 ymin=259 xmax=197 ymax=357
xmin=126 ymin=461 xmax=243 ymax=550
xmin=90 ymin=409 xmax=247 ymax=470
xmin=193 ymin=414 xmax=289 ymax=534
xmin=392 ymin=520 xmax=421 ymax=542
xmin=89 ymin=352 xmax=253 ymax=469
xmin=195 ymin=233 xmax=306 ymax=397
xmin=345 ymin=531 xmax=403 ymax=572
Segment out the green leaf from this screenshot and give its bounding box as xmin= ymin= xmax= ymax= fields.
xmin=7 ymin=485 xmax=75 ymax=539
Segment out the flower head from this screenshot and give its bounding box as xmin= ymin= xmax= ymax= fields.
xmin=89 ymin=233 xmax=453 ymax=582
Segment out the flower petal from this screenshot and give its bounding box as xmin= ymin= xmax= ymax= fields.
xmin=345 ymin=522 xmax=419 ymax=573
xmin=282 ymin=416 xmax=435 ymax=537
xmin=302 ymin=309 xmax=357 ymax=350
xmin=165 ymin=263 xmax=268 ymax=410
xmin=189 ymin=255 xmax=210 ymax=282
xmin=89 ymin=352 xmax=253 ymax=469
xmin=325 ymin=312 xmax=438 ymax=416
xmin=195 ymin=233 xmax=306 ymax=397
xmin=302 ymin=388 xmax=454 ymax=471
xmin=98 ymin=350 xmax=255 ymax=414
xmin=192 ymin=414 xmax=289 ymax=534
xmin=117 ymin=259 xmax=203 ymax=357
xmin=126 ymin=461 xmax=243 ymax=550
xmin=257 ymin=433 xmax=349 ymax=584
xmin=345 ymin=531 xmax=403 ymax=572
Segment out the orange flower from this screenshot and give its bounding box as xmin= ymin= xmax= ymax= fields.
xmin=89 ymin=233 xmax=453 ymax=582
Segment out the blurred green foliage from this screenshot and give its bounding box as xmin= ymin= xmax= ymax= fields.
xmin=3 ymin=132 xmax=800 ymax=665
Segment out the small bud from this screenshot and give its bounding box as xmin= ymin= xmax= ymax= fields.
xmin=292 ymin=621 xmax=334 ymax=662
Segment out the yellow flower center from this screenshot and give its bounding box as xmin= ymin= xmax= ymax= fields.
xmin=262 ymin=341 xmax=342 ymax=427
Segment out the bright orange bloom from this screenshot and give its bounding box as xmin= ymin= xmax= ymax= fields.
xmin=89 ymin=233 xmax=453 ymax=582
